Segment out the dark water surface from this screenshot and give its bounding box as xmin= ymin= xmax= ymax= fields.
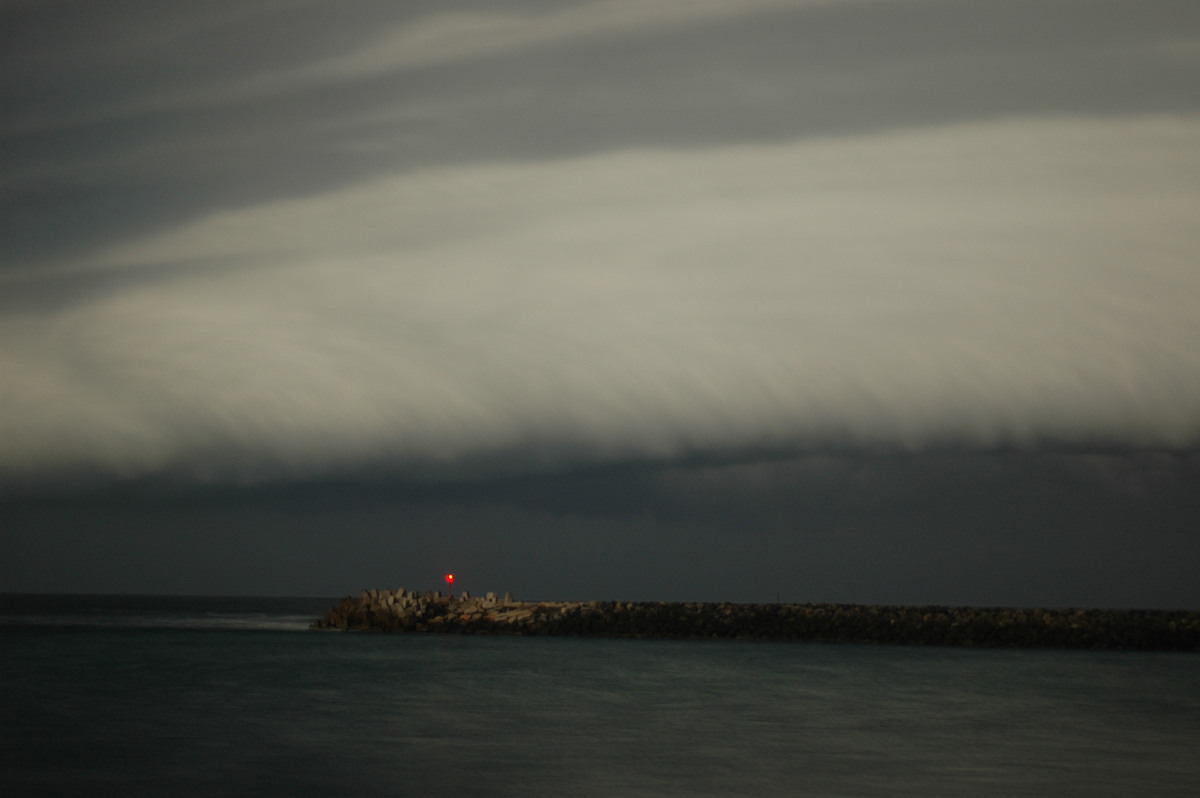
xmin=2 ymin=595 xmax=1198 ymax=797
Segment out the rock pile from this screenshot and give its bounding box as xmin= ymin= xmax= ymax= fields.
xmin=311 ymin=588 xmax=563 ymax=633
xmin=312 ymin=590 xmax=1200 ymax=650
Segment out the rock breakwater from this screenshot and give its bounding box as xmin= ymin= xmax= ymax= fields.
xmin=312 ymin=589 xmax=1200 ymax=650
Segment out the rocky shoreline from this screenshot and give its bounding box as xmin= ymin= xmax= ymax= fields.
xmin=312 ymin=589 xmax=1200 ymax=650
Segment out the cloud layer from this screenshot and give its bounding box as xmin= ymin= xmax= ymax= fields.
xmin=4 ymin=2 xmax=1200 ymax=606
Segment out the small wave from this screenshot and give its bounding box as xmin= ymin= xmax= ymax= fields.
xmin=0 ymin=612 xmax=316 ymax=632
xmin=0 ymin=595 xmax=332 ymax=632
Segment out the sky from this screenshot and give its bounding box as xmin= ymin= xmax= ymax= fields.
xmin=2 ymin=0 xmax=1199 ymax=607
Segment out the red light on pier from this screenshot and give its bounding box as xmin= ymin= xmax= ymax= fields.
xmin=444 ymin=573 xmax=455 ymax=585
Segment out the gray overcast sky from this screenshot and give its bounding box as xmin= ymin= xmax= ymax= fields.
xmin=2 ymin=0 xmax=1199 ymax=606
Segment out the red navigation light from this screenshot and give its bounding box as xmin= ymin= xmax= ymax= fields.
xmin=444 ymin=573 xmax=455 ymax=585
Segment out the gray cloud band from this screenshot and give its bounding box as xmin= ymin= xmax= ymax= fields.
xmin=2 ymin=1 xmax=1199 ymax=488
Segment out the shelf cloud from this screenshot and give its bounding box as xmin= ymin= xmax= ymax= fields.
xmin=5 ymin=115 xmax=1199 ymax=487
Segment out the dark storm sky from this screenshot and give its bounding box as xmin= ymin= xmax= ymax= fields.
xmin=2 ymin=0 xmax=1199 ymax=606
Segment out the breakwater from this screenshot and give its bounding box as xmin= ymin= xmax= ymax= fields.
xmin=312 ymin=589 xmax=1200 ymax=650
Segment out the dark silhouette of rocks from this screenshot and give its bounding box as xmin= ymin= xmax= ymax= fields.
xmin=312 ymin=589 xmax=1200 ymax=650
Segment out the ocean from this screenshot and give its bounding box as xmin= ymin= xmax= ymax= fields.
xmin=2 ymin=594 xmax=1198 ymax=797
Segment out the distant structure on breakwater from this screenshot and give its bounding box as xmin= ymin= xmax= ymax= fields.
xmin=312 ymin=589 xmax=1200 ymax=651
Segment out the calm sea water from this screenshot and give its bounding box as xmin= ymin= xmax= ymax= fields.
xmin=2 ymin=595 xmax=1198 ymax=798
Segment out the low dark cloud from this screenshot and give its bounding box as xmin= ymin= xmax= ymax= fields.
xmin=4 ymin=452 xmax=1198 ymax=607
